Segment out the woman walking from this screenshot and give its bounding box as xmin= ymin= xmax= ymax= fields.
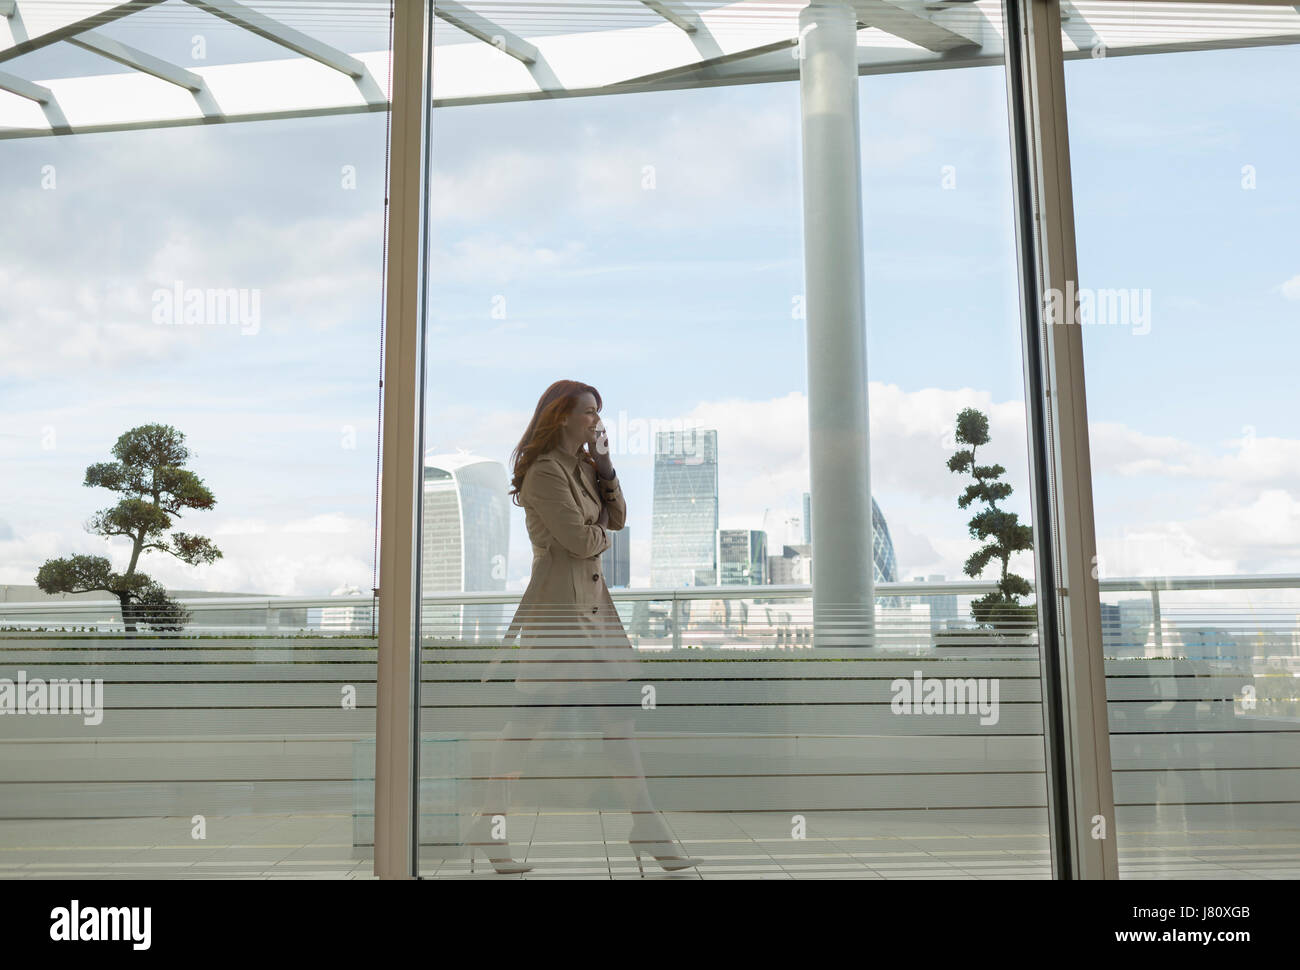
xmin=471 ymin=379 xmax=700 ymax=876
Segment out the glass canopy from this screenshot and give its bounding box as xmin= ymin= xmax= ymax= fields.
xmin=3 ymin=0 xmax=1298 ymax=137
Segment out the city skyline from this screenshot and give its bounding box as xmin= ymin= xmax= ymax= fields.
xmin=1 ymin=48 xmax=1297 ymax=606
xmin=424 ymin=435 xmax=906 ymax=610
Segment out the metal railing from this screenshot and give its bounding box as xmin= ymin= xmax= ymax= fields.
xmin=0 ymin=580 xmax=999 ymax=640
xmin=3 ymin=574 xmax=1299 ymax=658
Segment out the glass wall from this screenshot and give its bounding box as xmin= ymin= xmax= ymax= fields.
xmin=416 ymin=0 xmax=1055 ymax=879
xmin=8 ymin=0 xmax=1293 ymax=883
xmin=1059 ymin=2 xmax=1300 ymax=878
xmin=0 ymin=1 xmax=392 ymax=878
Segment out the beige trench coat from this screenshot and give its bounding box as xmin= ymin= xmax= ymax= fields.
xmin=500 ymin=445 xmax=646 ymax=691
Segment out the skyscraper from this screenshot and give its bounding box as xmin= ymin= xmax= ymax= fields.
xmin=601 ymin=526 xmax=631 ymax=588
xmin=421 ymin=452 xmax=510 ymax=642
xmin=767 ymin=544 xmax=811 ymax=586
xmin=650 ymin=429 xmax=718 ymax=588
xmin=800 ymin=490 xmax=900 ymax=604
xmin=718 ymin=529 xmax=768 ymax=586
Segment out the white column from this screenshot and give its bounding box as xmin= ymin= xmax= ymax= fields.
xmin=798 ymin=0 xmax=874 ymax=648
xmin=374 ymin=0 xmax=433 ymax=880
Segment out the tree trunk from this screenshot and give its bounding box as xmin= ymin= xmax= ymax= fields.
xmin=116 ymin=591 xmax=140 ymax=635
xmin=126 ymin=530 xmax=144 ymax=577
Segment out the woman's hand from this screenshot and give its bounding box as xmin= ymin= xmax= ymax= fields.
xmin=587 ymin=424 xmax=615 ymax=480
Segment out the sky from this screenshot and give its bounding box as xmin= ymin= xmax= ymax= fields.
xmin=0 ymin=21 xmax=1297 ymax=611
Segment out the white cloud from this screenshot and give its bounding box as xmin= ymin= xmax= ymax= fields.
xmin=210 ymin=518 xmax=270 ymax=536
xmin=1090 ymin=422 xmax=1300 ymax=489
xmin=0 ymin=265 xmax=192 ymax=377
xmin=1089 ymin=422 xmax=1199 ymax=477
xmin=282 ymin=514 xmax=369 ymax=535
xmin=0 ymin=512 xmax=376 ymax=597
xmin=0 ymin=197 xmax=383 ymax=377
xmin=429 ymin=95 xmax=800 ymax=234
xmin=884 ymin=520 xmax=942 ymax=578
xmin=198 ymin=548 xmax=372 ymax=598
xmin=428 ymin=236 xmax=586 ymax=286
xmin=142 ymin=525 xmax=372 ymax=597
xmin=1190 ymin=489 xmax=1300 ymax=573
xmin=0 ymin=529 xmax=101 ymax=586
xmin=1096 ymin=525 xmax=1233 ymax=579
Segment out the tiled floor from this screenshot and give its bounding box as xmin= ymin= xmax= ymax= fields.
xmin=3 ymin=813 xmax=1297 ymax=879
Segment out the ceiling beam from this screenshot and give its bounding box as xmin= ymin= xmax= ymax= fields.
xmin=640 ymin=0 xmax=701 ymax=34
xmin=434 ymin=0 xmax=539 ymax=65
xmin=644 ymin=0 xmax=724 ymax=61
xmin=4 ymin=1 xmax=1300 ymax=139
xmin=0 ymin=65 xmax=68 ymax=130
xmin=0 ymin=0 xmax=166 ymax=64
xmin=0 ymin=65 xmax=48 ymax=101
xmin=1060 ymin=1 xmax=1101 ymax=52
xmin=68 ymin=29 xmax=205 ymax=91
xmin=618 ymin=35 xmax=799 ymax=88
xmin=0 ymin=0 xmax=27 ymax=48
xmin=183 ymin=0 xmax=367 ymax=79
xmin=852 ymin=0 xmax=983 ymax=52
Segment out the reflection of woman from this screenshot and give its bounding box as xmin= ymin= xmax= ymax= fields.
xmin=471 ymin=379 xmax=700 ymax=876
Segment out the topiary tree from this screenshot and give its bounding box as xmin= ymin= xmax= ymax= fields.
xmin=946 ymin=407 xmax=1036 ymax=633
xmin=35 ymin=424 xmax=222 ymax=634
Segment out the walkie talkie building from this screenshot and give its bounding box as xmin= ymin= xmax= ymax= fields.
xmin=421 ymin=453 xmax=510 ymax=641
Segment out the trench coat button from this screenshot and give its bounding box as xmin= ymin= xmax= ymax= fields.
xmin=591 ymin=606 xmax=598 ymax=613
xmin=592 ymin=573 xmax=599 ymax=581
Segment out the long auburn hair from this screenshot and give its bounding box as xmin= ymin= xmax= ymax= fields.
xmin=508 ymin=380 xmax=602 ymax=506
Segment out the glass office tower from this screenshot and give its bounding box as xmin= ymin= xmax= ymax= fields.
xmin=421 ymin=454 xmax=510 ymax=642
xmin=601 ymin=526 xmax=631 ymax=588
xmin=650 ymin=429 xmax=719 ymax=588
xmin=718 ymin=529 xmax=768 ymax=586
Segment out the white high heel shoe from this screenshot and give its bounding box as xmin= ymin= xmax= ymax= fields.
xmin=627 ymin=814 xmax=702 ymax=876
xmin=467 ymin=814 xmax=533 ymax=875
